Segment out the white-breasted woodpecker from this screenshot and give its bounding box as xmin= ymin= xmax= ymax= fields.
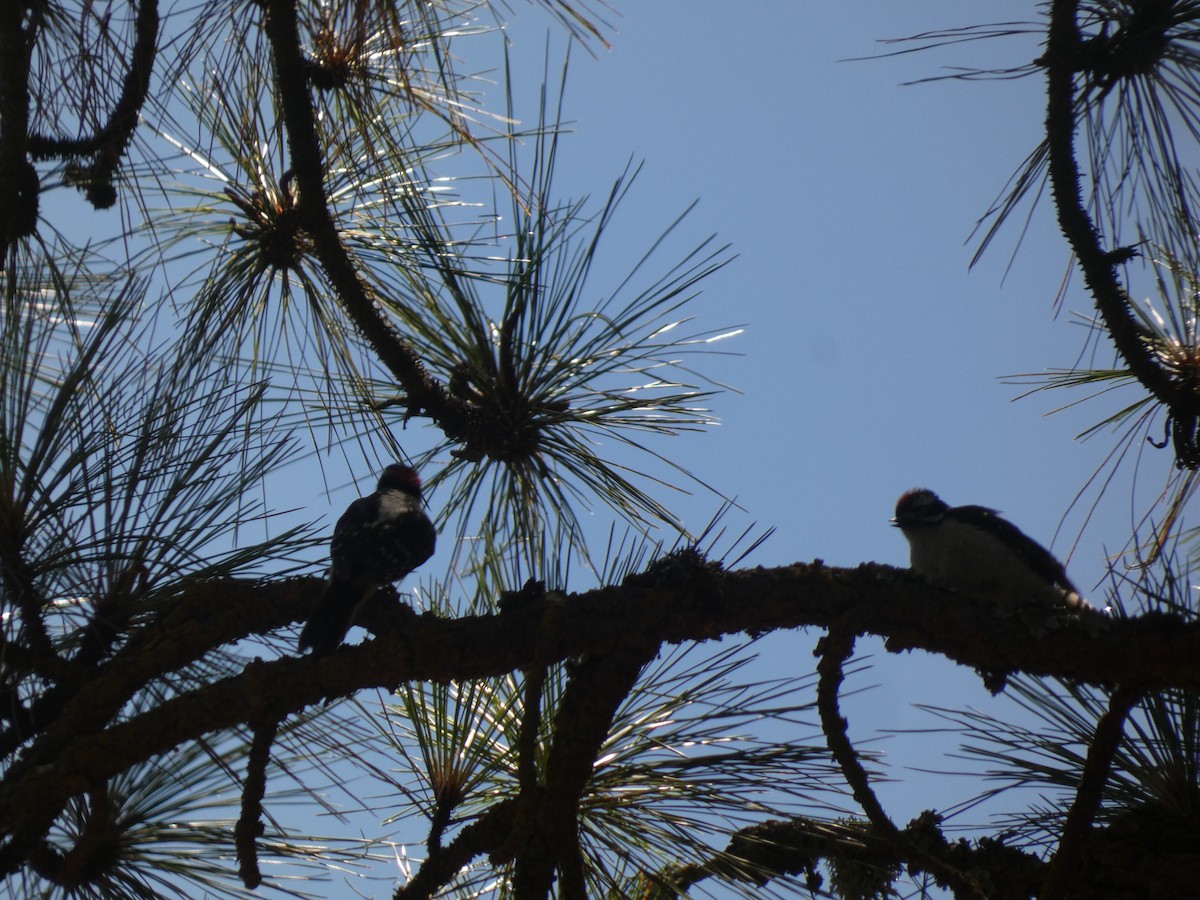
xmin=299 ymin=464 xmax=437 ymax=655
xmin=892 ymin=488 xmax=1089 ymax=610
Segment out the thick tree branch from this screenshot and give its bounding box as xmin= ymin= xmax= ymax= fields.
xmin=0 ymin=577 xmax=315 ymax=763
xmin=510 ymin=638 xmax=654 ymax=898
xmin=0 ymin=0 xmax=38 ymax=250
xmin=515 ymin=666 xmax=545 ymax=807
xmin=0 ymin=561 xmax=1195 ymax=845
xmin=664 ymin=815 xmax=1046 ymax=900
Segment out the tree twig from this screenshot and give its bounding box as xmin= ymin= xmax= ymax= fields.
xmin=815 ymin=628 xmax=895 ymax=832
xmin=395 ymin=799 xmax=517 ymax=900
xmin=235 ymin=719 xmax=278 ymax=889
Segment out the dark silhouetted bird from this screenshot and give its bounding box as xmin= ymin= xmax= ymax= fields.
xmin=299 ymin=464 xmax=436 ymax=655
xmin=892 ymin=488 xmax=1089 ymax=610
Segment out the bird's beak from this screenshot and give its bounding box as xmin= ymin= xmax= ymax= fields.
xmin=889 ymin=518 xmax=901 ymax=527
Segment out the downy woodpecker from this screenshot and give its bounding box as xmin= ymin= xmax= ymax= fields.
xmin=892 ymin=488 xmax=1089 ymax=610
xmin=299 ymin=464 xmax=436 ymax=655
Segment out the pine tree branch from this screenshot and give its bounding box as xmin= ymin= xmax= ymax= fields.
xmin=815 ymin=629 xmax=895 ymax=832
xmin=0 ymin=554 xmax=56 ymax=670
xmin=261 ymin=0 xmax=477 ymax=444
xmin=235 ymin=718 xmax=278 ymax=890
xmin=0 ymin=577 xmax=316 ymax=763
xmin=516 ymin=664 xmax=545 ymax=805
xmin=816 ymin=626 xmax=986 ymax=900
xmin=21 ymin=784 xmax=115 ymax=890
xmin=394 ymin=799 xmax=518 ymax=900
xmin=28 ymin=0 xmax=158 ymax=160
xmin=663 ymin=815 xmax=1047 ymax=899
xmin=0 ymin=0 xmax=39 ymax=249
xmin=0 ymin=810 xmax=58 ymax=883
xmin=0 ymin=562 xmax=1195 ymax=846
xmin=1043 ymin=0 xmax=1200 ymax=465
xmin=1041 ymin=684 xmax=1141 ymax=900
xmin=26 ymin=0 xmax=159 ymax=209
xmin=662 ymin=817 xmax=829 ymax=894
xmin=509 ymin=638 xmax=654 ymax=898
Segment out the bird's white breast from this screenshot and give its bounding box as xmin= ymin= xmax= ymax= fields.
xmin=905 ymin=518 xmax=1067 ymax=606
xmin=375 ymin=490 xmax=414 ymax=521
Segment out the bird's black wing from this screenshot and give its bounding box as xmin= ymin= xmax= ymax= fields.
xmin=952 ymin=504 xmax=1079 ymax=594
xmin=330 ymin=493 xmax=436 ymax=584
xmin=372 ymin=508 xmax=437 ymax=580
xmin=329 ymin=495 xmax=382 ymax=578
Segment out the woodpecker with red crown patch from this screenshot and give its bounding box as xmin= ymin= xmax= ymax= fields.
xmin=299 ymin=464 xmax=436 ymax=655
xmin=891 ymin=488 xmax=1090 ymax=610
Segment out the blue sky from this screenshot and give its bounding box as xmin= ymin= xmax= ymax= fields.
xmin=501 ymin=1 xmax=1160 ymax=585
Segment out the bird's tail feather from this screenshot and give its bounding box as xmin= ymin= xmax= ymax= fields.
xmin=298 ymin=579 xmax=367 ymax=656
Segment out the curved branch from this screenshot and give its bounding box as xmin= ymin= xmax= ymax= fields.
xmin=1043 ymin=0 xmax=1200 ymax=463
xmin=816 ymin=626 xmax=985 ymax=899
xmin=26 ymin=784 xmax=114 ymax=889
xmin=235 ymin=719 xmax=278 ymax=890
xmin=27 ymin=0 xmax=159 ymax=209
xmin=395 ymin=799 xmax=517 ymax=900
xmin=1040 ymin=684 xmax=1141 ymax=900
xmin=28 ymin=0 xmax=158 ymax=160
xmin=815 ymin=629 xmax=895 ymax=832
xmin=261 ymin=0 xmax=476 ymax=443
